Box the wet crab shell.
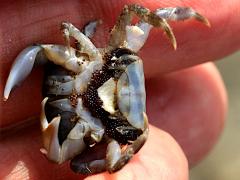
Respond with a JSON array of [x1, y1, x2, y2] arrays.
[[3, 4, 210, 174], [38, 49, 146, 164]]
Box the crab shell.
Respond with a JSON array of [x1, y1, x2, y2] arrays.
[[3, 22, 148, 164], [3, 4, 211, 174], [22, 44, 145, 164]]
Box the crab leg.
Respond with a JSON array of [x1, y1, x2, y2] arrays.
[[108, 128, 149, 173], [61, 22, 102, 61], [71, 113, 149, 174], [71, 158, 106, 175], [109, 4, 176, 49], [106, 113, 149, 173], [41, 45, 90, 73], [45, 78, 74, 95], [70, 126, 149, 174], [41, 97, 97, 164], [82, 20, 102, 39], [75, 20, 101, 57], [155, 7, 210, 26], [126, 7, 210, 52], [48, 99, 75, 112]]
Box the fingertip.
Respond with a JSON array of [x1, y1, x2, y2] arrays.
[[146, 62, 227, 166], [86, 126, 188, 180]]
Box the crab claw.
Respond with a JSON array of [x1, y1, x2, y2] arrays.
[[193, 11, 211, 27], [158, 19, 177, 50], [3, 46, 43, 101], [126, 19, 177, 51]]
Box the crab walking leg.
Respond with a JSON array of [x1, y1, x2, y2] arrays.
[[107, 115, 149, 173], [109, 4, 176, 49], [70, 128, 149, 174], [82, 20, 102, 39], [45, 60, 104, 96], [155, 7, 210, 26], [41, 45, 88, 73], [75, 20, 102, 56], [44, 75, 74, 96], [71, 158, 107, 175], [45, 79, 74, 95], [70, 114, 149, 174], [126, 7, 210, 52], [48, 99, 75, 112], [41, 98, 92, 164], [61, 22, 102, 61], [70, 140, 122, 174]]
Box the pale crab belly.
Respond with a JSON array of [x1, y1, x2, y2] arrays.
[[42, 63, 103, 163], [117, 60, 146, 131]]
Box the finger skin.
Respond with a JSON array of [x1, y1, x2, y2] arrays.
[[146, 63, 227, 166], [0, 62, 227, 173], [0, 0, 237, 127], [0, 0, 239, 75], [141, 0, 240, 76], [0, 0, 236, 126], [0, 125, 188, 180], [0, 0, 229, 168]]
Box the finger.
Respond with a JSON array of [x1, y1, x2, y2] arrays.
[[0, 62, 227, 168], [0, 0, 228, 166], [0, 0, 239, 75], [0, 0, 235, 126], [0, 124, 85, 180], [146, 62, 227, 166], [0, 125, 188, 180], [141, 0, 240, 76]]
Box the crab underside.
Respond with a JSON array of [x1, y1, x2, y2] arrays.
[[4, 4, 209, 174]]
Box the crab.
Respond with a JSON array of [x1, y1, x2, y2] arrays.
[[3, 4, 209, 174]]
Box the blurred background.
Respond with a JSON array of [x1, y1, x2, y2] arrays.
[[190, 51, 240, 180]]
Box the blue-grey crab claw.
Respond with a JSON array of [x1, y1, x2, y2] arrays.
[[3, 46, 43, 101], [4, 44, 85, 100]]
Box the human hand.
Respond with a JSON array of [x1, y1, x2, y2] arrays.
[[0, 0, 239, 179]]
